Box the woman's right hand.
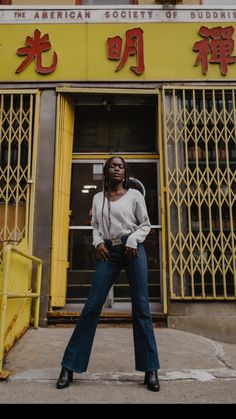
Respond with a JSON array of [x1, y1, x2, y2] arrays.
[[95, 243, 110, 261]]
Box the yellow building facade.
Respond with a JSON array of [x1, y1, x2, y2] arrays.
[[0, 2, 236, 343]]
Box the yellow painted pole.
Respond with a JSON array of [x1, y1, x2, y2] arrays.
[[28, 91, 40, 253], [34, 260, 42, 329], [0, 246, 11, 379], [158, 90, 168, 314]]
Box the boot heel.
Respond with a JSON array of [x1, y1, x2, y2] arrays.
[[56, 367, 73, 389], [69, 371, 73, 382]]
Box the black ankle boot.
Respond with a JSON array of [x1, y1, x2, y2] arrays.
[[56, 367, 73, 389], [144, 370, 160, 392]]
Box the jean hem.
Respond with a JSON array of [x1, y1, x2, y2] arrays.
[[61, 363, 87, 374], [135, 366, 160, 372]]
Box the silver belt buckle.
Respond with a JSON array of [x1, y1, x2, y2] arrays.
[[111, 238, 122, 246]]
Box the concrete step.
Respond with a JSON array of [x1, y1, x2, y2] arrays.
[[47, 310, 167, 326]]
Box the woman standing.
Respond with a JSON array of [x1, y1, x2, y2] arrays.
[[56, 156, 160, 392]]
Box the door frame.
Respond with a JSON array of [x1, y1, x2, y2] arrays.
[[51, 87, 167, 314]]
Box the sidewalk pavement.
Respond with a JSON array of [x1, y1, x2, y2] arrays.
[[0, 325, 236, 404]]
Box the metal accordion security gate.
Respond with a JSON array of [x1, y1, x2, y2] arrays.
[[163, 86, 236, 300], [0, 90, 39, 261]]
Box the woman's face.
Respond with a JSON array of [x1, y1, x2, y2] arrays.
[[108, 158, 125, 183]]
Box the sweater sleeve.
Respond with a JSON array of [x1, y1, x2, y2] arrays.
[[125, 191, 151, 249], [91, 195, 104, 248]]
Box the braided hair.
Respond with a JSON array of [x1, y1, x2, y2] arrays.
[[101, 156, 130, 236]]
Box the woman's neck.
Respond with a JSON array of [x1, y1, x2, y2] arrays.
[[108, 183, 124, 193]]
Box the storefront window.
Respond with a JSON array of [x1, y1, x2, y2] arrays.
[[73, 94, 157, 152]]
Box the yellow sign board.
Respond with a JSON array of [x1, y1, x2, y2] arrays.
[[0, 22, 236, 81]]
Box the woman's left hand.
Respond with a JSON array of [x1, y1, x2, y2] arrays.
[[125, 246, 138, 259]]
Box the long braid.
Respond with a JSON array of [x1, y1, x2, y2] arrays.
[[107, 194, 111, 237], [101, 156, 130, 237]]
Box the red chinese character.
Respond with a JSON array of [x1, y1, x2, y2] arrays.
[[16, 29, 58, 74], [107, 28, 144, 75], [107, 36, 123, 60], [193, 26, 236, 76]]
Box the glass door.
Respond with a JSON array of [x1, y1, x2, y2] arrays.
[[67, 159, 162, 312]]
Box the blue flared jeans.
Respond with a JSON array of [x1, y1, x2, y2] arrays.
[[61, 238, 160, 373]]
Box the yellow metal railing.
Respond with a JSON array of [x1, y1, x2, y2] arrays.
[[163, 86, 236, 300], [0, 244, 42, 379]]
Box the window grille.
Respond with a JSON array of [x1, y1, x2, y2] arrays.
[[163, 87, 236, 300], [0, 93, 37, 262]]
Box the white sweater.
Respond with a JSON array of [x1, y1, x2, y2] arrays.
[[91, 188, 151, 249]]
